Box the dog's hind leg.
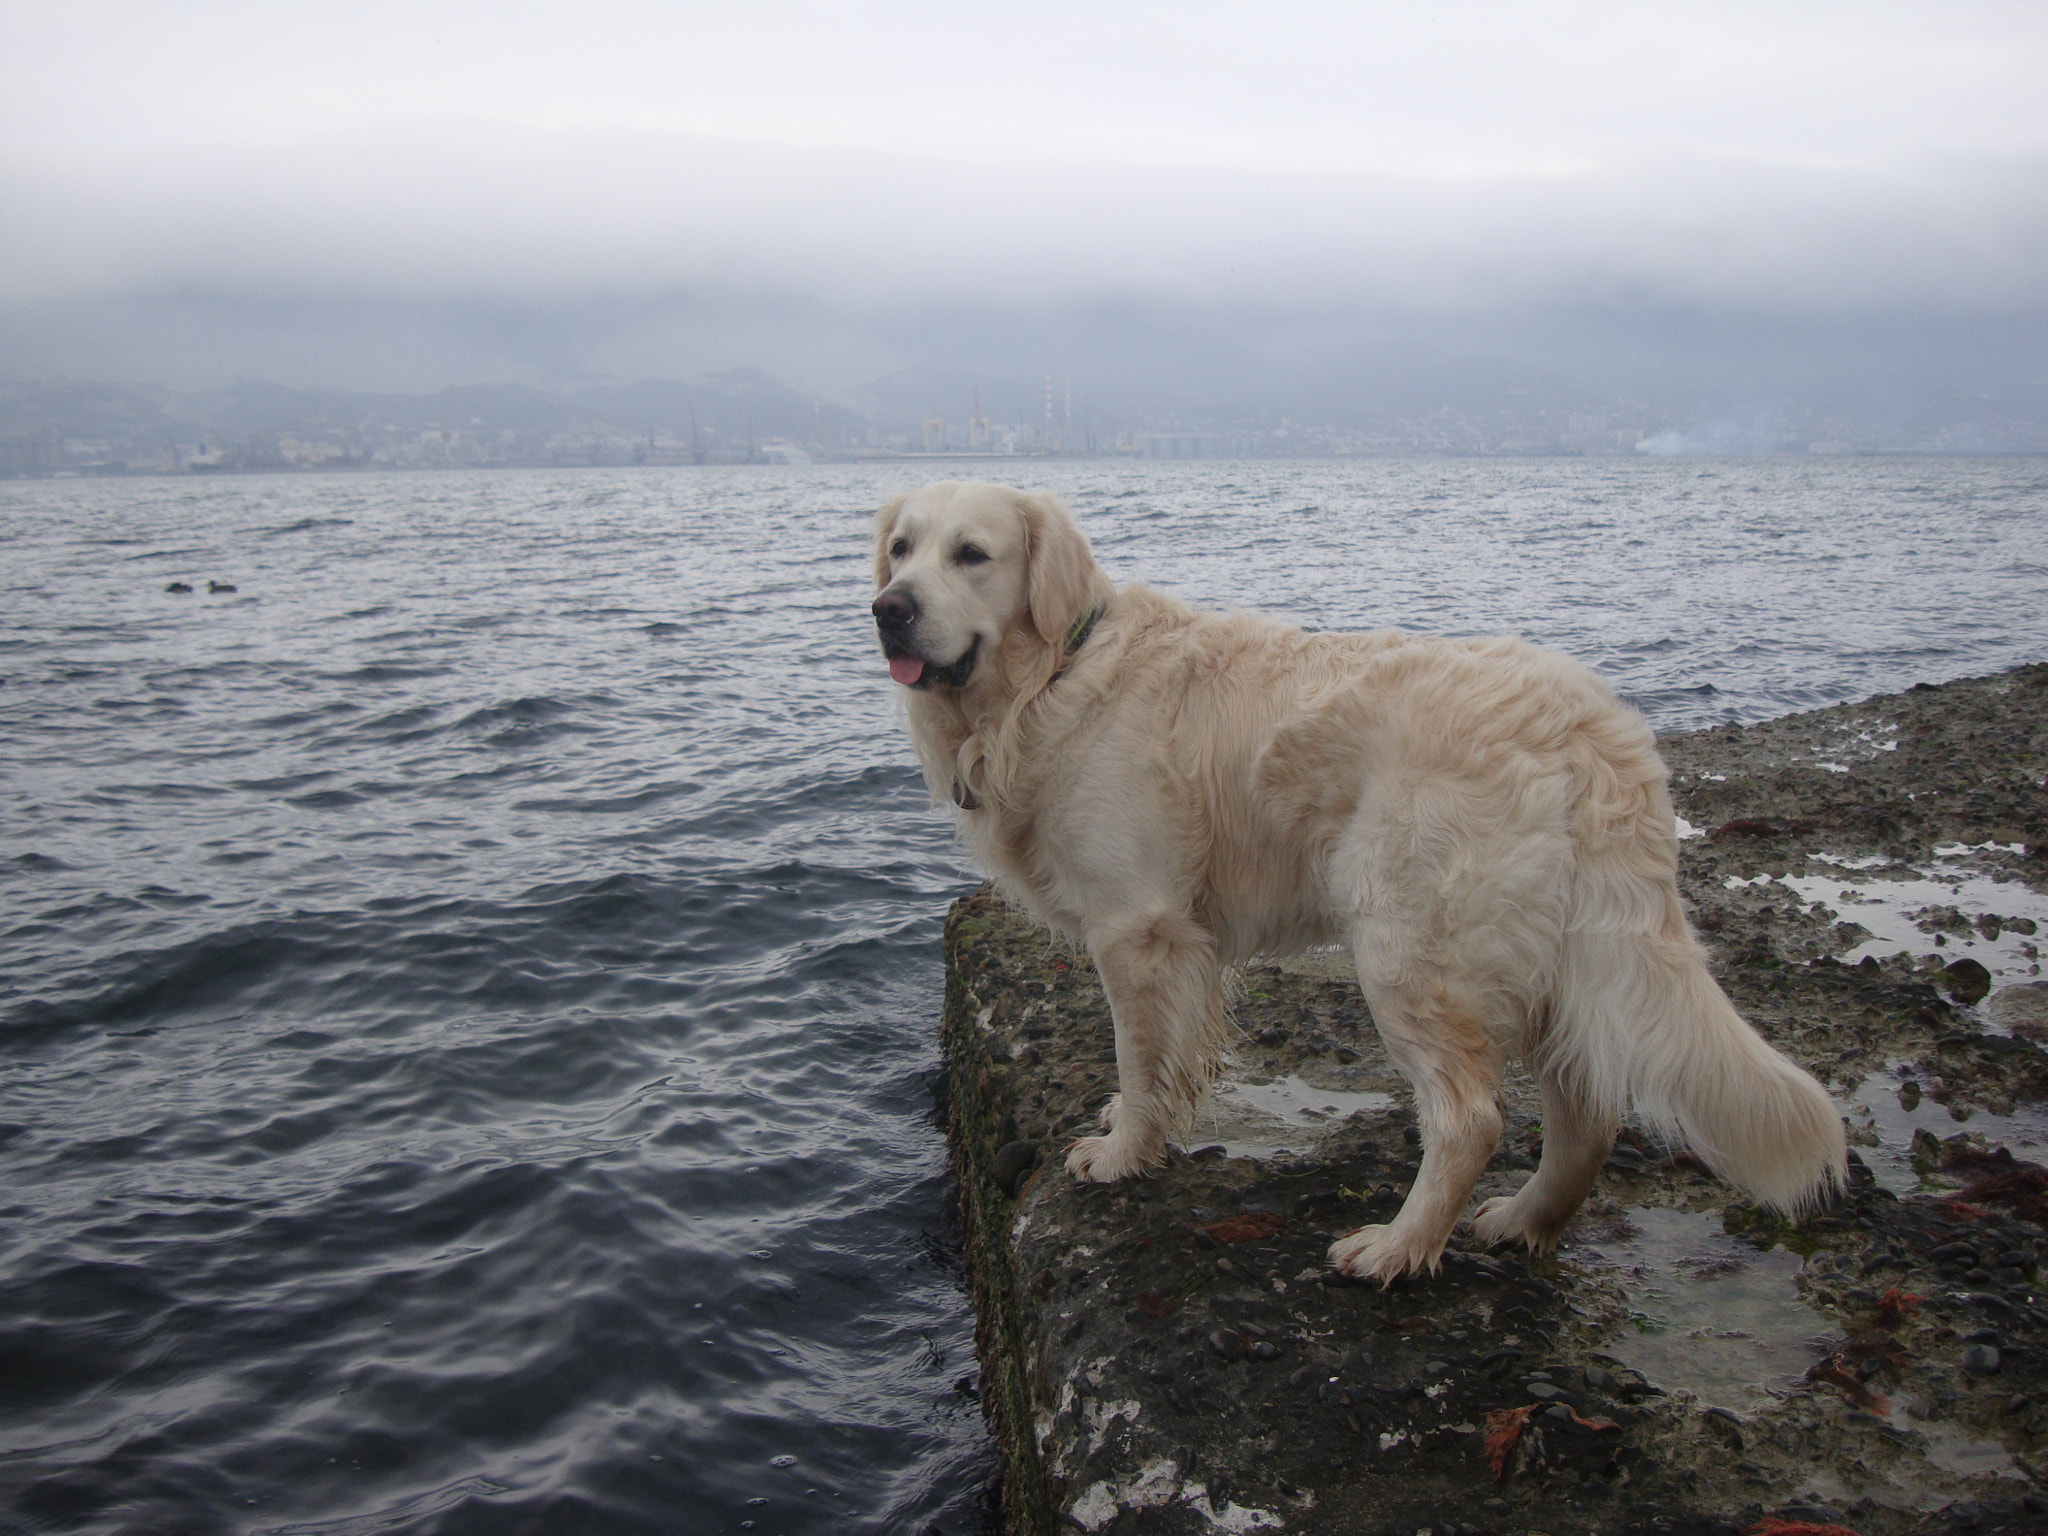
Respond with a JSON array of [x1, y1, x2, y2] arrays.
[[1066, 909, 1226, 1183], [1470, 1059, 1615, 1255], [1328, 974, 1505, 1282]]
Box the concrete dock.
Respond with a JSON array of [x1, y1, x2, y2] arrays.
[[939, 666, 2048, 1535]]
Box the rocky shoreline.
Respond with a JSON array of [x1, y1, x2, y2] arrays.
[[938, 663, 2048, 1536]]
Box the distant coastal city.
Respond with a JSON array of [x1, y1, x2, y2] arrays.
[[3, 358, 2040, 477]]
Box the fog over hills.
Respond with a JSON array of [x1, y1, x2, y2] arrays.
[[8, 299, 2044, 474], [5, 4, 2045, 470]]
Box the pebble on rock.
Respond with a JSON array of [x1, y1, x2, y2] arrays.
[[991, 1139, 1040, 1198], [1963, 1344, 2003, 1375]]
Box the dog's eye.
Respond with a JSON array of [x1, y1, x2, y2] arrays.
[[955, 544, 989, 566], [889, 537, 909, 558]]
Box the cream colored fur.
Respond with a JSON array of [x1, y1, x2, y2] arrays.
[[872, 480, 1846, 1282]]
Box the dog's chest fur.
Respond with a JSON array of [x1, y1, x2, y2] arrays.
[[907, 602, 1349, 960]]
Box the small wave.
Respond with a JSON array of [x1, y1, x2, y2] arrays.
[[1618, 682, 1720, 715], [3, 915, 316, 1034], [328, 664, 453, 682], [89, 782, 232, 804], [260, 516, 357, 536], [253, 701, 362, 730], [346, 704, 444, 743], [638, 764, 924, 843], [286, 788, 369, 809], [449, 694, 617, 743], [511, 781, 695, 815], [233, 771, 339, 793]]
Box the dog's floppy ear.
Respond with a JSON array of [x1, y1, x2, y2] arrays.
[[1019, 491, 1098, 647], [873, 493, 908, 591]]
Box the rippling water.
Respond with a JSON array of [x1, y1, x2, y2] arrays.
[[2, 457, 2044, 1533]]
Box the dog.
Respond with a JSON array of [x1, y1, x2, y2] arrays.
[[871, 480, 1845, 1282]]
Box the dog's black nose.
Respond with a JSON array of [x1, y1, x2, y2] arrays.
[[872, 588, 918, 633]]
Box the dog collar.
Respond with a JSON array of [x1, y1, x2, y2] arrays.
[[1062, 606, 1102, 658], [952, 607, 1104, 813], [1049, 606, 1103, 686]]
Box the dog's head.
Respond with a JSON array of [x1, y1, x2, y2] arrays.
[[871, 481, 1105, 693]]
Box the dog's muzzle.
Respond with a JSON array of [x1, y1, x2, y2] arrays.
[[873, 588, 978, 689]]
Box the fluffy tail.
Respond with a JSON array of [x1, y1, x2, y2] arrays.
[[1556, 925, 1851, 1212], [1549, 707, 1845, 1212], [1555, 925, 1846, 1212]]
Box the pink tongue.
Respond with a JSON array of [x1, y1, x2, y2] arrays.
[[889, 654, 926, 687]]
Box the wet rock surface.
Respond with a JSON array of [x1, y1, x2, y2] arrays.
[[939, 664, 2048, 1535]]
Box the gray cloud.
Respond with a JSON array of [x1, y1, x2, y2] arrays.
[[3, 2, 2044, 443], [8, 125, 2046, 314]]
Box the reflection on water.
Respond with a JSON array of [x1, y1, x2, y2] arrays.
[[1843, 1062, 2048, 1193], [1563, 1206, 1836, 1409], [1735, 847, 2048, 991]]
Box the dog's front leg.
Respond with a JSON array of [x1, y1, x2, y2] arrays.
[[1065, 910, 1225, 1182]]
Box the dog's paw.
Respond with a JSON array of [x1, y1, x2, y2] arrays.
[[1469, 1194, 1565, 1255], [1327, 1223, 1445, 1284], [1064, 1129, 1155, 1182]]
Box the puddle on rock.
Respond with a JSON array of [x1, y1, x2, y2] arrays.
[[1801, 1393, 2032, 1505], [1191, 1074, 1395, 1160], [1798, 1417, 2026, 1514], [1913, 1418, 2030, 1483], [1566, 1204, 2031, 1494], [1568, 1205, 2030, 1495], [1842, 1061, 2048, 1193], [1728, 845, 2048, 1005], [1562, 1207, 1837, 1411]]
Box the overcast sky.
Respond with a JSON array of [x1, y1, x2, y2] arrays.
[[5, 1, 2045, 392]]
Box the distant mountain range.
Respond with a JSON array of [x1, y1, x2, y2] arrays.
[[0, 369, 883, 473], [5, 347, 2045, 476]]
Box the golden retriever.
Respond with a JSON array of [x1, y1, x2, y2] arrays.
[[872, 480, 1845, 1282]]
